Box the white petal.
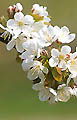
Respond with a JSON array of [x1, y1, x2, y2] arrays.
[[38, 71, 45, 81], [13, 29, 21, 36], [54, 26, 60, 36], [61, 45, 71, 55], [24, 15, 34, 24], [57, 87, 71, 102], [22, 40, 34, 50], [48, 25, 54, 38], [7, 19, 17, 29], [27, 68, 38, 80], [72, 87, 77, 96], [57, 84, 66, 89], [61, 26, 69, 34], [59, 37, 66, 43], [58, 60, 67, 71], [49, 57, 59, 67], [48, 94, 57, 104], [67, 33, 75, 43], [54, 26, 60, 31], [14, 12, 24, 21], [20, 51, 34, 60], [20, 51, 29, 59], [67, 59, 77, 75], [49, 88, 57, 96], [22, 39, 38, 53], [33, 60, 41, 66], [44, 16, 51, 22], [42, 66, 48, 74], [39, 90, 49, 101], [32, 22, 44, 32], [32, 4, 40, 9], [16, 39, 24, 53], [6, 39, 15, 50], [70, 52, 77, 59], [71, 74, 77, 78], [51, 48, 59, 57], [37, 48, 41, 58], [32, 82, 43, 91], [62, 34, 75, 43], [22, 59, 34, 71]]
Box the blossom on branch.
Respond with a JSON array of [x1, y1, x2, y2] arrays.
[[0, 3, 77, 104]]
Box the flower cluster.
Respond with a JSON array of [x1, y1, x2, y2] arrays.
[[0, 3, 77, 104]]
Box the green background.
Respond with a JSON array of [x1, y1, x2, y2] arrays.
[[0, 0, 77, 120]]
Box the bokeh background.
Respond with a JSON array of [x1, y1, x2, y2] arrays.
[[0, 0, 77, 120]]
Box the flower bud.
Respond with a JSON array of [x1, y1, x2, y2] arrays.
[[40, 49, 47, 56], [15, 3, 23, 12], [7, 5, 15, 18]]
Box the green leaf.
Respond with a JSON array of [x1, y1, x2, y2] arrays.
[[52, 67, 62, 82]]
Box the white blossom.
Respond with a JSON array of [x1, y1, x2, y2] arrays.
[[31, 4, 51, 22], [67, 50, 77, 78], [32, 82, 57, 103], [57, 84, 72, 102], [6, 33, 28, 53], [20, 38, 43, 60], [54, 26, 75, 43], [49, 45, 71, 70], [7, 12, 34, 36], [0, 3, 77, 104], [22, 21, 44, 39], [27, 61, 48, 81], [37, 25, 55, 47]]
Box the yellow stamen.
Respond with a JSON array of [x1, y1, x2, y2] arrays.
[[59, 54, 64, 60], [71, 60, 75, 66], [18, 21, 24, 26]]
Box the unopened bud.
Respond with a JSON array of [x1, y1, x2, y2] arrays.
[[15, 3, 23, 12], [41, 49, 47, 56], [7, 5, 15, 18]]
